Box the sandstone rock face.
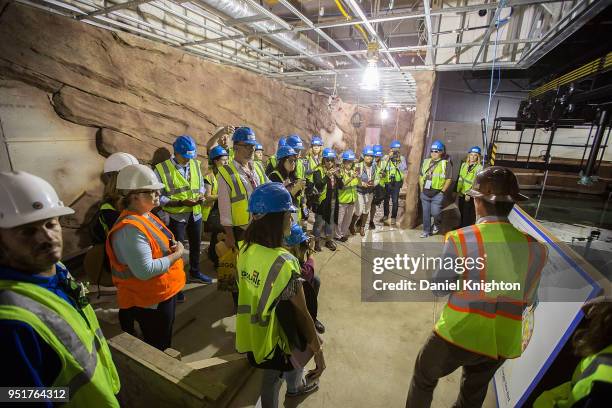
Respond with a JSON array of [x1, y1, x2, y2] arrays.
[[0, 2, 427, 254]]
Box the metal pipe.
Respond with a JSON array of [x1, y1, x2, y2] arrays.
[[423, 0, 435, 66], [535, 155, 552, 219], [582, 110, 609, 180]]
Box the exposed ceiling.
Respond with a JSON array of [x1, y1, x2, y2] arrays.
[[17, 0, 611, 107]]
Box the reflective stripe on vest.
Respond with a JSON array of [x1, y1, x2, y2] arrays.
[[457, 162, 483, 195], [235, 245, 297, 363], [419, 159, 448, 190], [253, 161, 267, 185], [108, 214, 170, 280], [435, 222, 546, 359], [98, 202, 116, 235], [155, 159, 203, 215], [0, 282, 120, 406], [296, 160, 305, 180], [202, 173, 218, 222], [217, 163, 249, 226], [339, 169, 358, 204], [105, 211, 185, 309]]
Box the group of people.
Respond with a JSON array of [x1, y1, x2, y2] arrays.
[[0, 125, 609, 408]]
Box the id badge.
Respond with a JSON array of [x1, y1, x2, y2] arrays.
[[424, 179, 432, 189]]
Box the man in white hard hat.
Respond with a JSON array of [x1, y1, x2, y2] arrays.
[[0, 171, 121, 405]]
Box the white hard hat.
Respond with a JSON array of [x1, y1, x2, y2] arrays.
[[116, 164, 165, 191], [103, 152, 139, 174], [0, 171, 75, 229]]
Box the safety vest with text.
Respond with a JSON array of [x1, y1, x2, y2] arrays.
[[106, 211, 185, 309], [339, 168, 359, 204], [534, 343, 612, 408], [435, 220, 547, 359], [155, 159, 203, 216], [0, 276, 120, 407], [235, 244, 298, 363], [202, 172, 218, 222], [216, 162, 253, 227], [419, 158, 448, 190], [456, 161, 483, 195]]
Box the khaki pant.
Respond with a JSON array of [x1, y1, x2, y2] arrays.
[[335, 203, 354, 238], [406, 332, 505, 408]]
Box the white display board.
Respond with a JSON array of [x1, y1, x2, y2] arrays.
[[494, 206, 603, 407]]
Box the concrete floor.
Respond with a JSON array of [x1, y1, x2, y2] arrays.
[[226, 224, 498, 408]]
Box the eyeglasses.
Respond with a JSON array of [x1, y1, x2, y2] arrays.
[[431, 150, 440, 153], [236, 143, 255, 150]]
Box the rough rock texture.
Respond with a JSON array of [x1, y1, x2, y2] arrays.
[[0, 2, 427, 254]]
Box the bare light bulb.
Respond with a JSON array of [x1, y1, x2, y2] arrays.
[[381, 109, 388, 120], [361, 61, 380, 90]]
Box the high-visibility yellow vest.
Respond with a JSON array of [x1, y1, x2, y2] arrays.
[[98, 202, 116, 236], [296, 159, 305, 180], [0, 277, 120, 407], [253, 160, 266, 185], [235, 244, 298, 363], [228, 146, 235, 161], [202, 172, 218, 222], [419, 158, 448, 190], [435, 221, 547, 359], [456, 161, 483, 195], [306, 154, 321, 182], [155, 159, 203, 216], [267, 156, 277, 172], [339, 168, 358, 204], [534, 343, 612, 408], [381, 157, 404, 183], [217, 162, 251, 227]]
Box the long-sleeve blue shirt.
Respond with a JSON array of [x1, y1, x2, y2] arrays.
[[0, 264, 78, 405]]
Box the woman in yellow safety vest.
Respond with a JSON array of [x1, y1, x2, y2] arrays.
[[534, 298, 612, 408], [268, 146, 306, 224], [236, 182, 325, 407], [203, 145, 228, 268], [312, 148, 343, 252], [455, 146, 483, 227], [106, 164, 186, 351], [336, 150, 359, 241], [418, 140, 452, 238]]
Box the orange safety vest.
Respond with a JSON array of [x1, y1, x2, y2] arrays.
[[435, 219, 547, 359], [105, 210, 185, 309]]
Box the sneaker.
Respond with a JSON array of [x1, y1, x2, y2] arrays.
[[369, 221, 376, 230], [286, 378, 319, 397], [315, 320, 326, 334], [419, 232, 430, 238], [390, 218, 397, 226], [384, 218, 392, 226], [339, 236, 348, 242], [189, 272, 213, 284], [314, 240, 322, 252], [176, 291, 186, 303], [325, 240, 337, 251], [360, 226, 365, 237], [432, 226, 440, 235]]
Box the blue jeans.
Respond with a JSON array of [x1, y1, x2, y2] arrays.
[[420, 191, 444, 233], [384, 180, 403, 218], [169, 214, 202, 275], [261, 367, 303, 407]]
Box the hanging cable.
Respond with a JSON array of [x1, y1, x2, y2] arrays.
[[483, 0, 507, 166], [334, 0, 369, 43]]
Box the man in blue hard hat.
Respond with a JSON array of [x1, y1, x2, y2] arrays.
[[379, 140, 407, 226], [206, 126, 236, 160], [217, 127, 268, 250], [418, 140, 452, 238], [155, 135, 213, 285]]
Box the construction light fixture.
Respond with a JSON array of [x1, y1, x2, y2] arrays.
[[361, 42, 380, 90], [361, 61, 380, 90], [381, 108, 388, 120]]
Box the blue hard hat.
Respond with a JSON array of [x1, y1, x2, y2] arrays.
[[276, 146, 297, 160], [362, 145, 375, 156], [232, 127, 258, 145], [209, 145, 228, 161], [342, 150, 356, 161], [373, 144, 383, 153], [278, 137, 287, 149], [374, 151, 383, 158], [431, 140, 445, 151], [311, 135, 323, 146], [285, 223, 309, 246], [469, 146, 482, 154], [173, 135, 197, 159], [255, 143, 264, 151], [248, 182, 297, 214], [390, 140, 401, 149], [322, 148, 336, 159], [286, 134, 304, 150]]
